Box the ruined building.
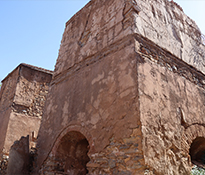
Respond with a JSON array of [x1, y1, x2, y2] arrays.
[[0, 64, 52, 174], [1, 0, 205, 174]]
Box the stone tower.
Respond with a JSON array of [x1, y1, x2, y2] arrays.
[[35, 0, 205, 174], [0, 63, 52, 173]]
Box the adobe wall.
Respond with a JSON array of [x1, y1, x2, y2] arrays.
[[134, 34, 205, 174], [54, 0, 132, 76], [37, 37, 145, 174], [35, 0, 205, 174], [134, 0, 205, 74], [0, 67, 19, 154], [0, 64, 53, 155], [35, 0, 147, 174]]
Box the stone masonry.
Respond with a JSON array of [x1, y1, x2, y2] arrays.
[[0, 63, 52, 174], [1, 0, 205, 174], [32, 0, 205, 174]]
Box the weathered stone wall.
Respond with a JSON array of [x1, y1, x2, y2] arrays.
[[36, 0, 142, 173], [134, 0, 205, 74], [13, 65, 51, 119], [0, 67, 19, 113], [1, 64, 52, 154], [54, 0, 132, 76], [86, 130, 144, 174], [0, 68, 19, 154], [135, 33, 205, 174], [54, 0, 205, 75], [34, 0, 205, 174], [36, 37, 145, 174], [0, 64, 52, 175]]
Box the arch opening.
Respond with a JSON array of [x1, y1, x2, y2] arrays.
[[54, 131, 90, 175], [189, 137, 205, 168]]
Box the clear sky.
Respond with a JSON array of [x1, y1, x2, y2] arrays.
[[0, 0, 205, 82]]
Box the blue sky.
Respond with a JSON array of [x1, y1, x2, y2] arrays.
[[0, 0, 205, 81]]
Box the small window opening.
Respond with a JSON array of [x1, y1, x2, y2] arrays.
[[54, 131, 90, 175]]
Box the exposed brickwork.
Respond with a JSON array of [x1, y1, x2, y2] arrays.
[[0, 67, 19, 112], [38, 127, 144, 175], [11, 76, 49, 119], [87, 128, 144, 174]]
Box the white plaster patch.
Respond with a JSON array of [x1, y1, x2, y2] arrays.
[[93, 98, 100, 109], [119, 61, 129, 71], [62, 101, 69, 126], [119, 69, 134, 90], [102, 75, 114, 84], [77, 112, 86, 121], [91, 72, 105, 85], [99, 108, 109, 120], [90, 113, 100, 126]]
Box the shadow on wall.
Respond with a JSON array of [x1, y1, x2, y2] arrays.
[[190, 137, 205, 169]]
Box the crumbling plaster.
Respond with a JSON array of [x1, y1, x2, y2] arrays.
[[138, 59, 205, 174], [33, 0, 205, 174], [36, 38, 145, 174], [0, 64, 52, 155], [134, 0, 205, 74]]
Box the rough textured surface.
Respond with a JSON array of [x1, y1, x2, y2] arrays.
[[55, 0, 205, 76], [40, 131, 90, 175], [54, 0, 131, 76], [36, 38, 144, 174], [0, 64, 52, 154], [134, 0, 205, 74], [34, 0, 205, 174], [135, 33, 205, 174], [0, 69, 19, 154], [0, 0, 205, 174], [0, 64, 52, 173]]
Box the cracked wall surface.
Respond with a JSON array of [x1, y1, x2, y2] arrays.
[[134, 0, 205, 74], [34, 0, 205, 174], [135, 34, 205, 174], [0, 64, 52, 157], [0, 68, 19, 156], [36, 38, 145, 174], [54, 0, 131, 76]]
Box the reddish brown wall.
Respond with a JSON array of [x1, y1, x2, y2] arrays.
[[0, 68, 19, 153], [36, 37, 145, 174], [54, 0, 132, 76], [135, 34, 205, 174], [34, 0, 205, 174], [36, 1, 144, 173], [0, 64, 52, 155]]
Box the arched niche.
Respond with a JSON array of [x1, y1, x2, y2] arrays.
[[189, 137, 205, 167], [54, 131, 90, 175]]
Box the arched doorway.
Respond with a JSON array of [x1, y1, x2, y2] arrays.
[[189, 137, 205, 168], [54, 131, 90, 175]]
